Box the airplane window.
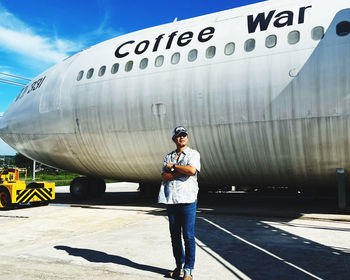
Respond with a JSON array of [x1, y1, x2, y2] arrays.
[[140, 58, 148, 69], [336, 21, 350, 36], [288, 31, 300, 45], [111, 63, 119, 74], [98, 66, 106, 77], [171, 52, 180, 64], [77, 70, 84, 81], [311, 26, 324, 41], [188, 49, 198, 62], [20, 86, 29, 99], [244, 39, 255, 52], [224, 42, 235, 55], [86, 68, 94, 79], [15, 93, 21, 102], [265, 35, 277, 48], [15, 88, 25, 101], [206, 46, 216, 59], [155, 55, 164, 67], [125, 61, 133, 72]]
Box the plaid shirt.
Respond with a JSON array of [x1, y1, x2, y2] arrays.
[[158, 147, 200, 204]]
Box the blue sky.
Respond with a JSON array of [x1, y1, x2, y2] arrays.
[[0, 0, 263, 155]]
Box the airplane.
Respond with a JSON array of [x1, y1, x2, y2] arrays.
[[0, 0, 349, 200]]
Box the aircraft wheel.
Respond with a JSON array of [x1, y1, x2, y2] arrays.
[[70, 177, 89, 200], [139, 183, 160, 198], [0, 188, 12, 209], [89, 178, 106, 198]]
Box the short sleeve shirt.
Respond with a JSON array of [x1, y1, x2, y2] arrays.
[[158, 147, 200, 204]]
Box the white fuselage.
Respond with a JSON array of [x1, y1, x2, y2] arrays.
[[1, 0, 350, 188]]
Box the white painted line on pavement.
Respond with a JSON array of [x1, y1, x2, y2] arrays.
[[199, 217, 323, 280], [196, 238, 251, 280]]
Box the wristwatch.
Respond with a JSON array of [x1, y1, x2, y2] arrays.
[[170, 164, 176, 172]]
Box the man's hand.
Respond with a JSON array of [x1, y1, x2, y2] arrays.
[[165, 162, 174, 172]]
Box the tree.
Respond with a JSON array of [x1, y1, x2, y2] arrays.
[[14, 153, 33, 171]]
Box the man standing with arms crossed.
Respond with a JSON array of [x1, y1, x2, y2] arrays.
[[158, 126, 201, 280]]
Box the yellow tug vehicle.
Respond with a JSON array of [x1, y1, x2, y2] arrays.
[[0, 167, 55, 209]]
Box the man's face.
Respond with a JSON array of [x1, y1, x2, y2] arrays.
[[173, 133, 188, 148]]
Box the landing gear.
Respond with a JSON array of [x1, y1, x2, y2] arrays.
[[70, 177, 106, 200], [139, 183, 160, 198], [337, 169, 349, 209]]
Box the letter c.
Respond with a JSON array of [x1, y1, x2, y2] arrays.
[[115, 40, 135, 58]]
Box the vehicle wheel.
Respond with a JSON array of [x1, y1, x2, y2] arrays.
[[88, 178, 106, 198], [0, 188, 12, 209], [70, 177, 90, 200]]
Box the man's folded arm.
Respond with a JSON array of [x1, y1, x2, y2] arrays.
[[162, 171, 182, 181], [174, 165, 197, 176], [161, 165, 197, 181]]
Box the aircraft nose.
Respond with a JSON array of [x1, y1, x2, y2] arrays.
[[0, 112, 8, 139], [0, 112, 4, 130]]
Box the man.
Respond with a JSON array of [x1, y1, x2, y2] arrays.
[[158, 126, 200, 280]]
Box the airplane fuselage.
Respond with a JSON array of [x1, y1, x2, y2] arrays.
[[1, 0, 350, 189]]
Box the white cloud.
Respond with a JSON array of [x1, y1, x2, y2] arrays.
[[0, 4, 124, 65], [0, 26, 73, 63], [76, 11, 124, 47], [0, 5, 81, 64]]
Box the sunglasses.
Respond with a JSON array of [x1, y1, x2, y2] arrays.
[[175, 133, 188, 138]]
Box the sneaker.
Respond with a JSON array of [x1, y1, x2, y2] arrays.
[[168, 267, 184, 279], [184, 274, 193, 280]]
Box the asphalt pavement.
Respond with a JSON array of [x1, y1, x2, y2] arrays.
[[0, 182, 349, 280]]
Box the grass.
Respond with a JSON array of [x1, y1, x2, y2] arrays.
[[22, 170, 117, 186], [24, 172, 78, 186]]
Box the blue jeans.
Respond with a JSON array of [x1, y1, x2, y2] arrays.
[[166, 201, 197, 272]]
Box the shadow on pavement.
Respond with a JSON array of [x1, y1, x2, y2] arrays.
[[54, 245, 169, 276], [53, 190, 350, 279], [53, 190, 349, 219], [195, 214, 350, 280]]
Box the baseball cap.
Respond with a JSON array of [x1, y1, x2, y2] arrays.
[[172, 126, 188, 138]]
